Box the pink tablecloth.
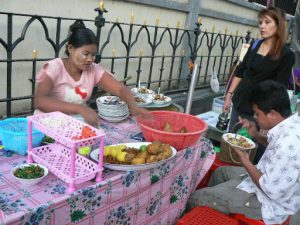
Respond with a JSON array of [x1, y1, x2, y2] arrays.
[[0, 117, 215, 225]]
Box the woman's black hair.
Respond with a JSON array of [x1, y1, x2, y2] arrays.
[[65, 20, 97, 56], [250, 80, 291, 118]]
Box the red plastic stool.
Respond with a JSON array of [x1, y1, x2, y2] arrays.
[[231, 213, 291, 225], [177, 206, 239, 225], [197, 153, 239, 189]]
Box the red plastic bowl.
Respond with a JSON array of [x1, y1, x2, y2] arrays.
[[136, 111, 208, 150]]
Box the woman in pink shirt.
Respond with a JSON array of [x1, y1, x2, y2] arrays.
[[34, 21, 148, 127]]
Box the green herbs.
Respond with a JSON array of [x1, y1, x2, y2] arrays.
[[14, 165, 44, 179]]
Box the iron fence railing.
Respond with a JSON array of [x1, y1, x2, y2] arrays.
[[248, 0, 299, 15], [0, 9, 252, 117]]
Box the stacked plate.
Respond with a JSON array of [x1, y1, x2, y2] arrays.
[[96, 96, 129, 123]]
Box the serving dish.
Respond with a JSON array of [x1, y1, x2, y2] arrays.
[[131, 87, 155, 96], [90, 142, 177, 171], [11, 163, 49, 186], [152, 95, 172, 105], [222, 133, 255, 150]]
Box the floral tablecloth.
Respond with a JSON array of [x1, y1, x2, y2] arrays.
[[0, 117, 215, 225]]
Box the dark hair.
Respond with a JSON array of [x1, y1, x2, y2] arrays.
[[250, 80, 291, 118], [65, 20, 97, 56], [258, 7, 286, 60]]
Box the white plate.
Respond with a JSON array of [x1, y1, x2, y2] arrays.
[[152, 96, 172, 105], [90, 142, 177, 171], [222, 133, 255, 150], [131, 87, 155, 96]]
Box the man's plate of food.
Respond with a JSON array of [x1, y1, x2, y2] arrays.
[[90, 141, 177, 171], [222, 133, 255, 150]]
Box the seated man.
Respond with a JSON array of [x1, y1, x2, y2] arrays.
[[188, 80, 300, 224]]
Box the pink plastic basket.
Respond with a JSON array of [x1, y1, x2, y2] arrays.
[[137, 111, 208, 150], [31, 143, 99, 184], [27, 112, 106, 193]]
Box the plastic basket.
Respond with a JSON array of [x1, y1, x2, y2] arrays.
[[136, 111, 208, 150], [0, 118, 44, 155], [177, 206, 239, 225]]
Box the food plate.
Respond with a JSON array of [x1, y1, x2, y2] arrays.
[[131, 87, 155, 96], [134, 96, 153, 106], [152, 96, 172, 105], [222, 133, 255, 150], [90, 142, 177, 171]]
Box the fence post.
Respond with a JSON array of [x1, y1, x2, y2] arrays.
[[94, 3, 107, 63]]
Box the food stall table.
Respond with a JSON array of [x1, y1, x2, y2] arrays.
[[0, 117, 215, 225]]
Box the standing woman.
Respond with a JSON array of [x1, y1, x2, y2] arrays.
[[34, 21, 149, 127], [223, 7, 295, 129]]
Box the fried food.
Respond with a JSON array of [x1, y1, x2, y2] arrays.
[[103, 141, 173, 165], [179, 126, 188, 133], [135, 151, 149, 159], [162, 122, 174, 132], [160, 144, 173, 158], [131, 157, 146, 164], [147, 140, 162, 155], [146, 155, 158, 163]]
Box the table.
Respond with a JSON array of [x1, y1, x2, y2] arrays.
[[0, 117, 215, 225]]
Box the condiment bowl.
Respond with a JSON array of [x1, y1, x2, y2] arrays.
[[11, 163, 49, 187]]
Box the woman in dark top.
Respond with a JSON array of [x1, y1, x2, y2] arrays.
[[224, 7, 295, 124], [223, 7, 295, 163]]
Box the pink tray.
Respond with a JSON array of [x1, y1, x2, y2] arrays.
[[27, 112, 105, 148], [30, 143, 100, 184]]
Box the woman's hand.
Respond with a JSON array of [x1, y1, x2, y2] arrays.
[[129, 105, 152, 119], [77, 105, 100, 127], [223, 94, 232, 113]]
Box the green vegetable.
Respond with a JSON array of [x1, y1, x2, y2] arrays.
[[42, 136, 55, 144], [139, 145, 147, 152], [14, 165, 44, 179]]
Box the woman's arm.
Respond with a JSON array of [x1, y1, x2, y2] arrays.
[[275, 50, 295, 86], [34, 75, 100, 126], [223, 76, 242, 112]]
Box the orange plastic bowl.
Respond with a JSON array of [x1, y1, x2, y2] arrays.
[[136, 111, 208, 150]]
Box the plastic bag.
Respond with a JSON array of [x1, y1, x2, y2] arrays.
[[210, 66, 219, 93]]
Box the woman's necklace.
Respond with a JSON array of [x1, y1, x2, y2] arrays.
[[257, 42, 271, 56]]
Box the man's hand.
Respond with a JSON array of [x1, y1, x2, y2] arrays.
[[239, 118, 258, 138], [231, 145, 250, 165]]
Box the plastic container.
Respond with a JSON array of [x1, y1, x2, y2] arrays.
[[230, 213, 291, 225], [27, 112, 106, 193], [177, 206, 239, 225], [136, 111, 207, 150], [0, 118, 44, 155], [212, 96, 225, 114]]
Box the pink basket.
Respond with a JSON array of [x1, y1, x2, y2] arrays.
[[30, 144, 99, 184], [137, 111, 208, 150], [27, 112, 106, 193], [27, 112, 105, 148]]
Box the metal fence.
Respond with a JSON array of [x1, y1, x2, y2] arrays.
[[0, 8, 252, 117]]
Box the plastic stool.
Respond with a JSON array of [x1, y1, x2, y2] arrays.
[[177, 206, 239, 225], [231, 213, 291, 225], [197, 153, 239, 189]]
